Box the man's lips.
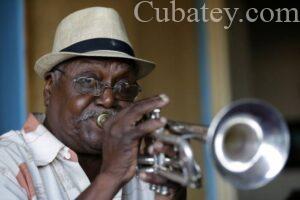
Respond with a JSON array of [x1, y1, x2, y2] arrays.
[[90, 117, 103, 129], [79, 109, 118, 129]]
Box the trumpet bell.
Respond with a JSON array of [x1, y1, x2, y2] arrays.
[[207, 99, 290, 189]]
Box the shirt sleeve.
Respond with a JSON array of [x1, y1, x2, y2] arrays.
[[0, 139, 35, 200], [0, 169, 28, 200]]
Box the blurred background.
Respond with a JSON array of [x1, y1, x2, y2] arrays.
[[0, 0, 299, 199]]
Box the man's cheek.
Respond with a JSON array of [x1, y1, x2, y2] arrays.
[[68, 96, 91, 114]]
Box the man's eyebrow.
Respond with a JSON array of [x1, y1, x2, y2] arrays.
[[114, 71, 131, 79], [114, 64, 137, 77]]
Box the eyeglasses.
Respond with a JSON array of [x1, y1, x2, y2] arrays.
[[54, 68, 141, 101]]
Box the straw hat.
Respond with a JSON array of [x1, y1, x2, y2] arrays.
[[34, 7, 155, 79]]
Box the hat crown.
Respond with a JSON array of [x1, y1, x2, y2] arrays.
[[34, 7, 155, 80], [52, 7, 132, 52]]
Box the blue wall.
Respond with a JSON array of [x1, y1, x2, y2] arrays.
[[196, 0, 217, 199], [0, 0, 26, 133]]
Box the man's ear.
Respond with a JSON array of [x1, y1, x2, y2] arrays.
[[43, 72, 56, 107]]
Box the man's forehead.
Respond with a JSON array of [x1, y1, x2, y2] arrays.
[[60, 57, 137, 74]]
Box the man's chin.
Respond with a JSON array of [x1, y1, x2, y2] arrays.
[[74, 135, 103, 155], [74, 121, 104, 154]]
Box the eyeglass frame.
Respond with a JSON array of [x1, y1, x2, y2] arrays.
[[50, 66, 142, 101]]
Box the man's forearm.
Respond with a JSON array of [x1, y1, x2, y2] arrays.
[[76, 173, 123, 200]]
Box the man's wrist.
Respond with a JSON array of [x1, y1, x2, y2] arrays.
[[95, 172, 124, 192]]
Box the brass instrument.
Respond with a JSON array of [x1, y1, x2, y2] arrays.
[[97, 99, 290, 195]]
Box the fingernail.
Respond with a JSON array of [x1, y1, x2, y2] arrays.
[[148, 145, 154, 154], [139, 172, 147, 180], [159, 94, 169, 103], [160, 117, 167, 124]]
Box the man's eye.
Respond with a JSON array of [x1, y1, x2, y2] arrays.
[[115, 81, 130, 90], [77, 77, 97, 88], [114, 81, 141, 100]]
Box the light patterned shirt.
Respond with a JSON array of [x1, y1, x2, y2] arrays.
[[0, 113, 154, 200]]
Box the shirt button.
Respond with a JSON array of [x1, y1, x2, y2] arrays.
[[63, 147, 71, 159]]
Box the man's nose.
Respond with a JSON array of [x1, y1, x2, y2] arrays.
[[94, 88, 115, 108]]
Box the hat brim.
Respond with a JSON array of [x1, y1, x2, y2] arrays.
[[34, 50, 155, 79]]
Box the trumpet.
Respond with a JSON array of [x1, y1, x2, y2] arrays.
[[97, 99, 290, 195]]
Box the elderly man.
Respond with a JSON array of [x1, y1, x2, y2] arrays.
[[0, 7, 186, 200]]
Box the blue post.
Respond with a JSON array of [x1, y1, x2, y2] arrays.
[[0, 0, 26, 133], [196, 0, 217, 199]]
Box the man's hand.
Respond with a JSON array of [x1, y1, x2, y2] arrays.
[[100, 94, 169, 184], [139, 141, 187, 200], [77, 94, 170, 200]]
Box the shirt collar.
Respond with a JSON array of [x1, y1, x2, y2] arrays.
[[21, 113, 77, 166]]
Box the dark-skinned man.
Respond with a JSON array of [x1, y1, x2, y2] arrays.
[[0, 7, 186, 200]]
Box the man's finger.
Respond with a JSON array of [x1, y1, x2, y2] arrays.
[[122, 94, 169, 123], [139, 172, 168, 185], [130, 118, 167, 139], [148, 141, 178, 158], [137, 117, 167, 132]]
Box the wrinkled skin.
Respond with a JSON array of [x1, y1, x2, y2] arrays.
[[43, 57, 186, 200]]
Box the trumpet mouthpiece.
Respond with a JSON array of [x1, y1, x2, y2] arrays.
[[97, 112, 111, 128]]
